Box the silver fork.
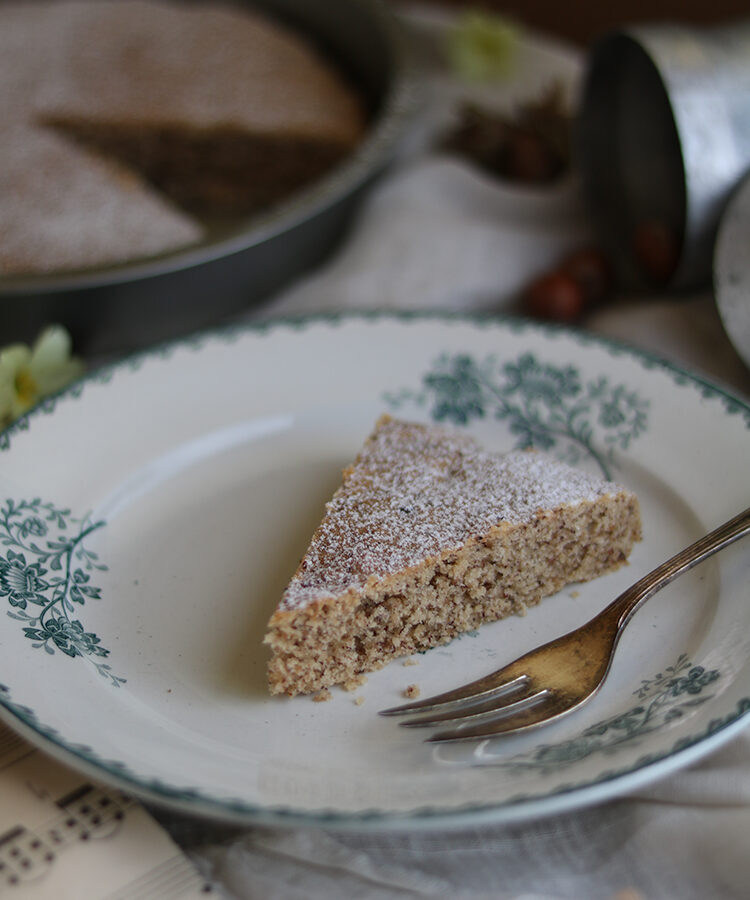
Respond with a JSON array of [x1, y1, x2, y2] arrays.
[[380, 506, 750, 743]]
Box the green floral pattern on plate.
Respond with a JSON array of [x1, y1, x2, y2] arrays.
[[484, 654, 720, 772], [0, 498, 124, 686], [385, 351, 649, 478]]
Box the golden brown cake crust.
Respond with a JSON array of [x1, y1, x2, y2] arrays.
[[265, 417, 642, 696]]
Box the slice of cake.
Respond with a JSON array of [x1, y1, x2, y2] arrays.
[[265, 416, 642, 696]]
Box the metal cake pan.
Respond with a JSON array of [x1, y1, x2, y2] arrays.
[[0, 0, 415, 356]]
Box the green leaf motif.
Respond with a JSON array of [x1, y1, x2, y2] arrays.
[[0, 498, 123, 686], [385, 351, 650, 479]]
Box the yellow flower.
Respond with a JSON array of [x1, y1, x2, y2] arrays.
[[0, 326, 84, 426], [447, 11, 520, 81]]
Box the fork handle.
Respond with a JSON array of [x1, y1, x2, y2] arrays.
[[602, 505, 750, 633]]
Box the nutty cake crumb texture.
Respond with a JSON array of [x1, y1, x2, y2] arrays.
[[404, 684, 421, 700], [265, 416, 642, 697], [341, 674, 368, 692], [312, 689, 332, 703]]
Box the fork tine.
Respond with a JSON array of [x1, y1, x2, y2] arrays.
[[426, 690, 576, 743], [400, 687, 551, 729], [379, 668, 529, 717]]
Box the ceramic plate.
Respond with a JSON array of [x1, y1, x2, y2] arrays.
[[0, 315, 748, 830], [715, 171, 750, 371]]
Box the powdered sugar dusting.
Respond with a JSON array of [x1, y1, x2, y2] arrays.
[[280, 418, 623, 611]]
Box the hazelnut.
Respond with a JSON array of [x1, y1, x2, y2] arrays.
[[504, 130, 561, 184], [522, 271, 585, 322], [560, 247, 614, 306], [632, 220, 680, 285]]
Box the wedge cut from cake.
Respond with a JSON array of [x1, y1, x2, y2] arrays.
[[265, 416, 642, 696]]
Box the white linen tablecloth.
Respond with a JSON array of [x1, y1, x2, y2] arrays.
[[188, 727, 750, 899]]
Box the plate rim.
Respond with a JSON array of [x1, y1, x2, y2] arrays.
[[1, 310, 749, 830], [2, 309, 749, 440], [1, 676, 749, 831], [715, 170, 750, 371]]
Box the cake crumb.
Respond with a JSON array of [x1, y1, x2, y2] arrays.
[[341, 674, 367, 692], [312, 689, 332, 703], [402, 658, 419, 667], [404, 684, 421, 699], [354, 696, 365, 706], [570, 590, 580, 598]]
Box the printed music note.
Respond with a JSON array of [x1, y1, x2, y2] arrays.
[[0, 826, 55, 888], [0, 720, 212, 897], [51, 784, 131, 843]]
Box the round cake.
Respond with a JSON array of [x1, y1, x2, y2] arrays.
[[0, 0, 366, 275]]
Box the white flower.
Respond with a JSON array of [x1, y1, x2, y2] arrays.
[[0, 326, 84, 425]]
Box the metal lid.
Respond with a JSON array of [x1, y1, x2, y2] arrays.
[[577, 22, 750, 291]]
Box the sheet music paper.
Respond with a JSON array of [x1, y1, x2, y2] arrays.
[[0, 721, 213, 898]]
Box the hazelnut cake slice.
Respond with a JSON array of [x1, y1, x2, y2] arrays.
[[265, 416, 642, 696]]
